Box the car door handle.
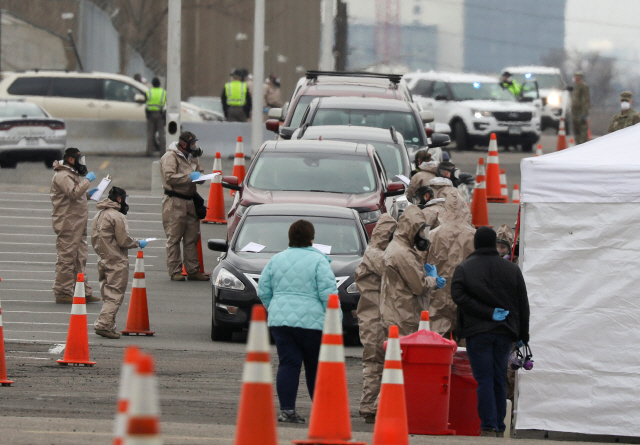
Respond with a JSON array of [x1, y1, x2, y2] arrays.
[[87, 102, 97, 108]]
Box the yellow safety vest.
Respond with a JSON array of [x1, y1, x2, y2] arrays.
[[225, 81, 247, 107], [146, 87, 167, 112]]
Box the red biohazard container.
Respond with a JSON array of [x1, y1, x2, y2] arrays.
[[398, 329, 457, 435], [448, 348, 481, 436]]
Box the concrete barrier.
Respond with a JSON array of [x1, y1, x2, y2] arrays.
[[66, 118, 275, 157]]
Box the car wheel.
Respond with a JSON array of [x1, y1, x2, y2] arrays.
[[453, 121, 468, 151], [211, 315, 233, 342], [0, 160, 17, 169], [521, 143, 534, 153]]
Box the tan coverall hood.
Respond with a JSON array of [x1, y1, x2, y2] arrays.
[[496, 224, 515, 246], [421, 197, 446, 229], [406, 162, 439, 201]]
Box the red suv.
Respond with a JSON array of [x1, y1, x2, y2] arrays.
[[220, 139, 405, 239]]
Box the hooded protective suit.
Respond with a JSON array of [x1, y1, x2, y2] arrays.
[[354, 214, 397, 417], [427, 193, 475, 336], [421, 198, 445, 229], [91, 199, 139, 332], [50, 160, 93, 299], [380, 206, 437, 336], [406, 161, 438, 201], [429, 176, 466, 202], [160, 142, 205, 276]]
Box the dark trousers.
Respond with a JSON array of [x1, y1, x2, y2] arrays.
[[466, 332, 512, 432], [270, 326, 322, 411]]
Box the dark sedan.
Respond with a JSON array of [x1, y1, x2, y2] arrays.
[[207, 203, 369, 342]]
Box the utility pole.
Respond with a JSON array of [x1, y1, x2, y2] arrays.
[[251, 0, 265, 155], [334, 0, 348, 72], [319, 0, 335, 71], [166, 0, 181, 146]]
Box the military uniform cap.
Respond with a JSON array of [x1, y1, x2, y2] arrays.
[[620, 91, 633, 101], [574, 71, 584, 78]]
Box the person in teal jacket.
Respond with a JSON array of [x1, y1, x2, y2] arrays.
[[258, 219, 338, 424]]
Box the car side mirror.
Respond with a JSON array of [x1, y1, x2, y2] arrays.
[[268, 108, 282, 120], [279, 127, 296, 140], [265, 119, 280, 133], [442, 150, 451, 162], [134, 93, 146, 104], [430, 133, 451, 148], [221, 175, 241, 191], [384, 182, 405, 198], [207, 239, 229, 252], [419, 110, 434, 123]]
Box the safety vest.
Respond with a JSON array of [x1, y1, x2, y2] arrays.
[[146, 87, 166, 112], [225, 81, 247, 107]]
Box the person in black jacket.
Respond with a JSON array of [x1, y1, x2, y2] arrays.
[[451, 226, 530, 437]]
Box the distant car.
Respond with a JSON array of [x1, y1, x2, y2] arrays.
[[293, 125, 412, 218], [219, 139, 405, 239], [502, 65, 571, 132], [0, 99, 65, 169], [187, 96, 225, 121], [404, 71, 541, 151], [207, 203, 368, 341]]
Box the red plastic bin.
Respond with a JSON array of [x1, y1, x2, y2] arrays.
[[448, 347, 481, 436]]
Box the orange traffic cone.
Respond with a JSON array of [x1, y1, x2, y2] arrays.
[[125, 353, 161, 445], [0, 279, 15, 386], [181, 233, 208, 276], [57, 273, 96, 366], [556, 118, 567, 151], [486, 134, 506, 203], [113, 346, 141, 445], [372, 325, 408, 445], [512, 184, 521, 204], [234, 305, 278, 445], [471, 158, 490, 228], [535, 144, 543, 156], [500, 168, 509, 203], [230, 136, 246, 197], [201, 152, 227, 224], [418, 311, 430, 331], [121, 251, 154, 336], [293, 294, 366, 445]]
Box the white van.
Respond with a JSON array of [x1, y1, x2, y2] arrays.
[[404, 71, 541, 152]]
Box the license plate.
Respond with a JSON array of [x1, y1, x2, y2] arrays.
[[508, 126, 522, 135], [25, 138, 39, 146]]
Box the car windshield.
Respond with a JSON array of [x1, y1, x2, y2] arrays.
[[289, 95, 319, 127], [450, 82, 515, 101], [0, 102, 47, 118], [248, 152, 377, 194], [512, 73, 564, 90], [235, 215, 363, 255], [188, 97, 223, 114], [324, 138, 409, 179], [311, 109, 423, 146]]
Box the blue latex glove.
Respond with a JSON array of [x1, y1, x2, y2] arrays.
[[88, 188, 98, 196], [516, 340, 524, 348], [190, 171, 201, 181], [86, 172, 96, 182], [138, 239, 148, 249], [424, 263, 437, 277], [493, 308, 509, 321], [436, 276, 446, 289]]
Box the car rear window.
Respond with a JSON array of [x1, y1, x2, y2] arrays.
[[7, 77, 51, 96], [50, 78, 102, 99], [0, 102, 47, 118]]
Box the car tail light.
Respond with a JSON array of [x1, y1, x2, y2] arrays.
[[48, 122, 65, 130]]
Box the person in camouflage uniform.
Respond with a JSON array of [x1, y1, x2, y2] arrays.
[[608, 91, 640, 133], [571, 72, 590, 144]]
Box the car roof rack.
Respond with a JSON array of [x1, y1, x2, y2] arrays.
[[305, 70, 402, 84]]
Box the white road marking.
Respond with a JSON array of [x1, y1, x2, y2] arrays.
[[0, 216, 162, 223], [7, 192, 162, 199], [4, 310, 99, 314], [0, 270, 53, 273], [5, 321, 70, 325], [0, 251, 158, 258], [48, 344, 65, 354], [0, 224, 167, 232], [0, 279, 55, 283], [0, 289, 51, 292], [5, 338, 95, 344], [3, 330, 66, 335], [0, 208, 163, 216], [5, 356, 51, 360]]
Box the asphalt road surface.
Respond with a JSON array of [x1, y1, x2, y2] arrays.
[[2, 134, 625, 444]]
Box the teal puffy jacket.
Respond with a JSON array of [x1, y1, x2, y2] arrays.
[[258, 247, 338, 330]]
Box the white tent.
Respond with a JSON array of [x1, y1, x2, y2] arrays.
[[517, 124, 640, 437]]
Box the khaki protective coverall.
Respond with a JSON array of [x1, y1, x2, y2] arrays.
[[160, 143, 205, 276], [427, 193, 475, 336], [380, 206, 437, 336], [91, 199, 139, 331], [50, 161, 93, 298], [430, 177, 466, 202], [421, 197, 446, 229], [355, 214, 397, 417], [405, 161, 438, 201]]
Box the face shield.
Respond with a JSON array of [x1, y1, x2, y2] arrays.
[[414, 223, 431, 251], [74, 154, 88, 176], [181, 136, 203, 157]]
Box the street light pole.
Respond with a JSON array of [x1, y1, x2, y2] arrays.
[[251, 0, 265, 155], [319, 0, 335, 71], [166, 0, 182, 147]]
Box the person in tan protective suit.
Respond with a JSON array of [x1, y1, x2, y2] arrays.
[[354, 214, 397, 424], [160, 131, 209, 282], [380, 205, 445, 336], [412, 185, 445, 229], [91, 187, 145, 339], [496, 224, 515, 260], [427, 193, 476, 338], [50, 147, 98, 304], [406, 151, 437, 201]]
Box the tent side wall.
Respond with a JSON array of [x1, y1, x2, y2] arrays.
[[517, 201, 640, 436]]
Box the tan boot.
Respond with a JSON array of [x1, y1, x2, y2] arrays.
[[480, 429, 496, 437], [85, 294, 101, 303], [95, 329, 120, 339], [171, 273, 186, 281], [187, 271, 210, 281], [55, 295, 73, 304]]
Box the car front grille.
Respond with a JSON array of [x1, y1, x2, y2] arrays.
[[493, 111, 532, 122]]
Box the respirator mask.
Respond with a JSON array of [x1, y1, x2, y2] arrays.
[[509, 343, 533, 370], [180, 135, 203, 157], [621, 101, 631, 111], [74, 154, 88, 176], [108, 186, 129, 216], [414, 223, 431, 252]]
